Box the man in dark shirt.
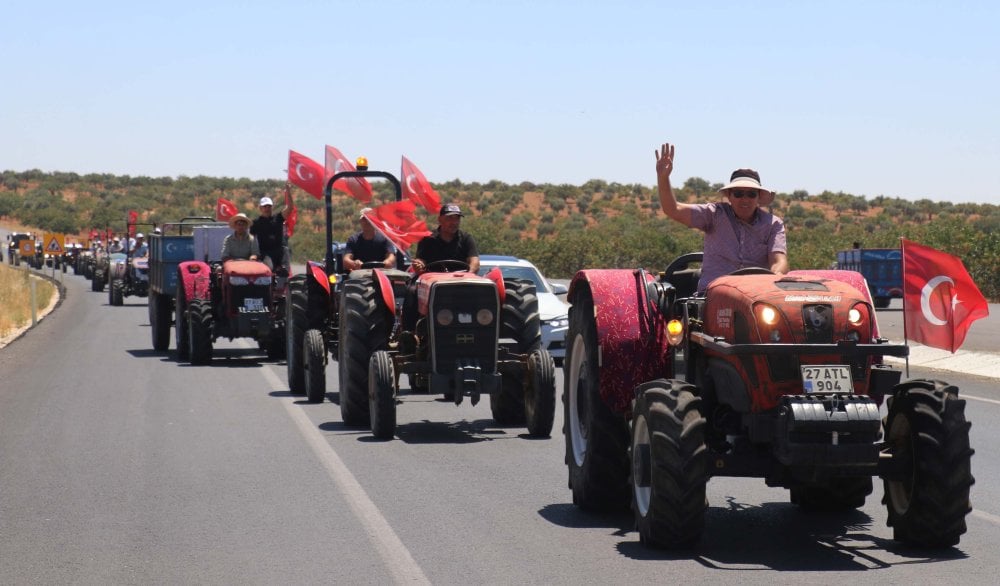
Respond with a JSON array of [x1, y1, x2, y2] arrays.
[[403, 203, 480, 332], [411, 203, 480, 273], [250, 184, 294, 274], [344, 208, 396, 270]]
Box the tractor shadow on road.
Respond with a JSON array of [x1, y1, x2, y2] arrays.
[[604, 498, 968, 570]]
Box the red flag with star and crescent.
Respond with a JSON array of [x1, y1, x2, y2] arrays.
[[216, 198, 238, 222], [288, 150, 325, 199], [401, 156, 441, 214], [902, 238, 989, 353], [362, 200, 431, 252], [285, 204, 298, 238], [325, 145, 373, 203]]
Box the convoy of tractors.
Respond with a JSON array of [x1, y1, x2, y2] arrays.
[[15, 158, 973, 551]]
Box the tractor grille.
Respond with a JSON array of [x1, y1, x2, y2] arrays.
[[802, 304, 834, 343], [228, 284, 272, 316], [428, 282, 499, 374]]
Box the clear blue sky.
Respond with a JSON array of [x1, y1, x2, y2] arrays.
[[2, 0, 997, 204]]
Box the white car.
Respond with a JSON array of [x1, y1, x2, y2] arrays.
[[478, 255, 569, 363]]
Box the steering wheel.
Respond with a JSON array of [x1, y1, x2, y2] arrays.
[[728, 267, 774, 276], [360, 261, 385, 269], [425, 260, 470, 273], [664, 252, 703, 281]]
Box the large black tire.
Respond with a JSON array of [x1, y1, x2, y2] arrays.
[[525, 349, 556, 437], [338, 278, 390, 426], [882, 379, 974, 548], [187, 298, 214, 365], [490, 278, 542, 425], [175, 278, 190, 361], [91, 269, 103, 292], [304, 329, 326, 403], [369, 350, 396, 440], [631, 379, 709, 548], [563, 284, 631, 511], [790, 478, 872, 511], [286, 275, 307, 394], [874, 297, 891, 309], [150, 292, 172, 351], [110, 279, 124, 306]]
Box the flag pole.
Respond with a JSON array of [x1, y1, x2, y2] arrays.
[[900, 237, 910, 378]]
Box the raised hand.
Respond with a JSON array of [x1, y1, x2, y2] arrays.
[[655, 143, 675, 177]]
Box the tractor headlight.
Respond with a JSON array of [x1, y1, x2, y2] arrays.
[[436, 309, 454, 326], [252, 276, 272, 286], [759, 304, 779, 325], [229, 276, 249, 286], [476, 308, 494, 325], [848, 307, 863, 326]]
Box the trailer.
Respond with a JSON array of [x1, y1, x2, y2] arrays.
[[835, 247, 902, 308]]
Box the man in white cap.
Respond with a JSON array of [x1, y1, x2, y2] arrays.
[[251, 183, 294, 272], [655, 142, 788, 292], [343, 208, 396, 271], [133, 233, 148, 258]]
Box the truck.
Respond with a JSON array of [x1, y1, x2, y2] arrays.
[[835, 246, 902, 308]]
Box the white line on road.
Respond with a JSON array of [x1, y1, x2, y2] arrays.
[[963, 394, 1000, 406], [260, 366, 431, 586]]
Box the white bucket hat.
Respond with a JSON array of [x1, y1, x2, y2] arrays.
[[720, 168, 774, 206]]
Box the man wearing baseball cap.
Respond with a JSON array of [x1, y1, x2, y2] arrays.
[[411, 203, 480, 274], [251, 184, 294, 273], [655, 141, 788, 292]]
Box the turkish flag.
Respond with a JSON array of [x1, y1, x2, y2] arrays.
[[362, 204, 431, 252], [89, 229, 99, 241], [216, 198, 238, 222], [128, 210, 138, 236], [325, 145, 373, 203], [286, 204, 298, 237], [288, 150, 325, 199], [902, 238, 989, 353], [401, 156, 441, 214]]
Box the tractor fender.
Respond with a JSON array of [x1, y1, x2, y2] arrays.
[[372, 269, 396, 316], [306, 261, 332, 296], [178, 260, 212, 302], [569, 268, 673, 414], [483, 266, 506, 304]]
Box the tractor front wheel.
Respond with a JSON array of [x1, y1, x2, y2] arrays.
[[304, 329, 326, 403], [524, 349, 556, 437], [882, 379, 974, 547], [369, 350, 396, 440], [187, 298, 214, 365]]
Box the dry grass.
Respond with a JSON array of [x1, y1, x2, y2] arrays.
[[0, 263, 56, 338]]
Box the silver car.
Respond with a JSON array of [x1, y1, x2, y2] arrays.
[[478, 255, 569, 363]]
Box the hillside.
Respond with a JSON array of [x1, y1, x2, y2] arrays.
[[2, 169, 997, 300]]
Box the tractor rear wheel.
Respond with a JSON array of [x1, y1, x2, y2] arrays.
[[631, 379, 709, 548], [882, 379, 973, 547], [524, 349, 556, 437], [286, 275, 307, 394], [564, 284, 630, 511], [369, 350, 396, 440], [150, 292, 172, 351], [304, 329, 326, 403], [490, 278, 541, 425], [338, 279, 389, 426], [188, 298, 214, 365]]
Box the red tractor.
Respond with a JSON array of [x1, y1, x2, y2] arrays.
[[563, 253, 974, 549], [175, 225, 286, 364]]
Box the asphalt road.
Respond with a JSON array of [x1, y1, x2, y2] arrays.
[[2, 266, 999, 584]]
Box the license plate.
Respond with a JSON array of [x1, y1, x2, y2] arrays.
[[800, 365, 852, 394], [243, 298, 265, 312]]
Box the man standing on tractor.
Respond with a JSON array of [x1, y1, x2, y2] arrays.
[[251, 184, 293, 273], [221, 213, 261, 262], [343, 208, 396, 271], [655, 142, 788, 292]]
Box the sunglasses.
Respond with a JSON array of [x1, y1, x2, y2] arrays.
[[729, 189, 759, 199]]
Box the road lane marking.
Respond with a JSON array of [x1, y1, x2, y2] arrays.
[[963, 394, 1000, 406], [259, 366, 430, 586], [972, 509, 1000, 526]]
